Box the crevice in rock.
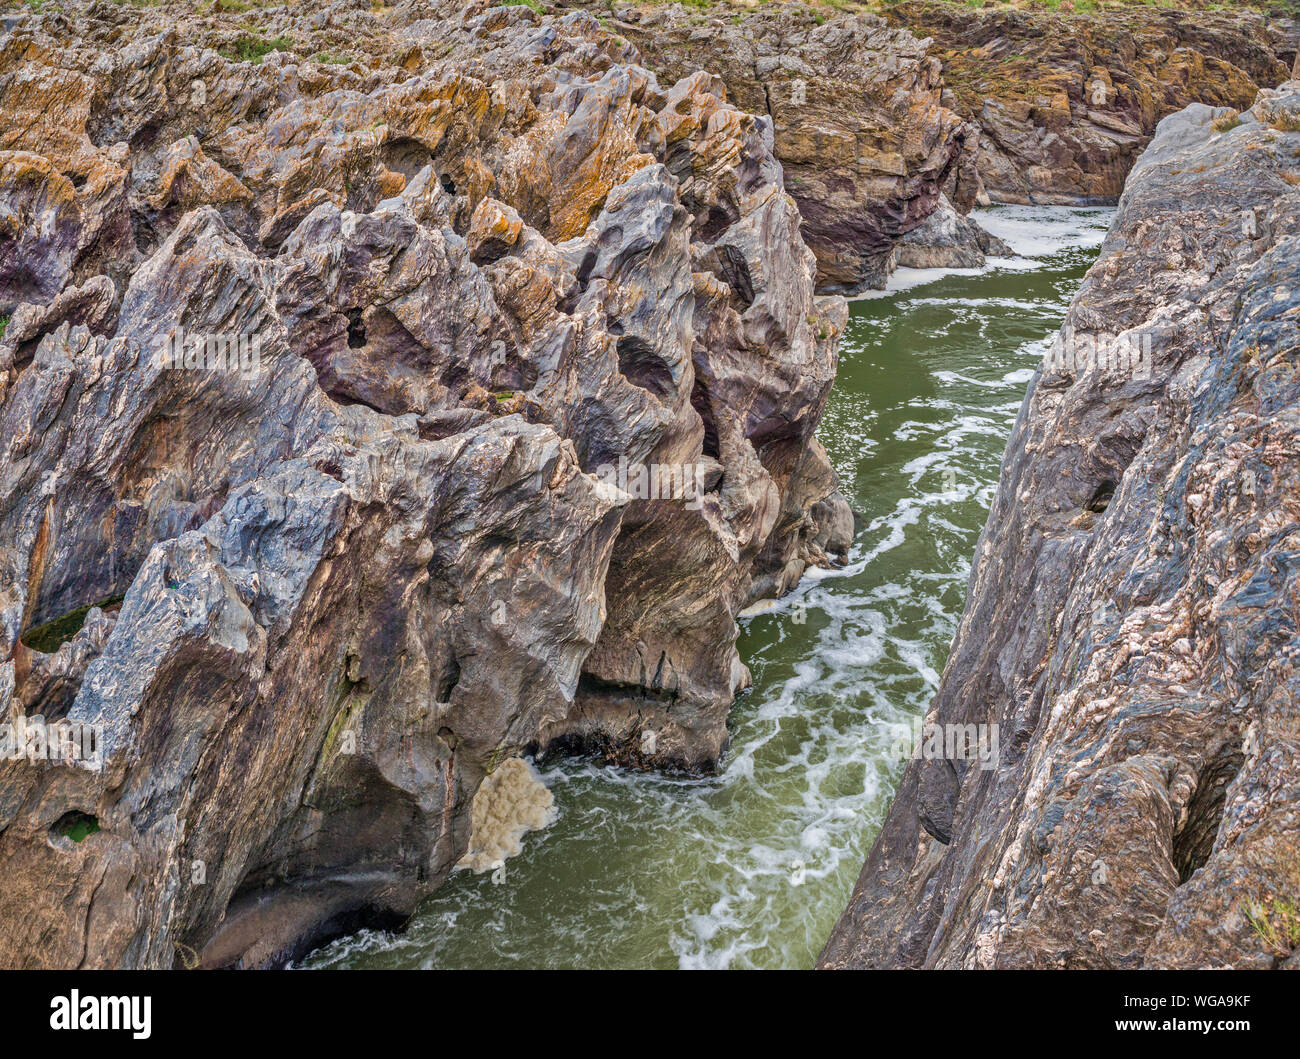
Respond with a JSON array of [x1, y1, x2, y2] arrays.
[[574, 672, 676, 705], [690, 377, 721, 459], [437, 656, 461, 703], [710, 244, 754, 308], [50, 811, 100, 845], [208, 871, 411, 969], [130, 209, 163, 260], [318, 387, 388, 417], [1173, 742, 1245, 884], [573, 248, 599, 293], [382, 137, 435, 184], [696, 203, 738, 244], [1084, 478, 1117, 513], [345, 308, 367, 349], [616, 336, 675, 402], [20, 594, 125, 654]]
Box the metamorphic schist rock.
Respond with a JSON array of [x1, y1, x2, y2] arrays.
[[822, 82, 1300, 970], [0, 0, 851, 967], [893, 192, 1011, 271], [884, 0, 1292, 206], [586, 2, 975, 293]]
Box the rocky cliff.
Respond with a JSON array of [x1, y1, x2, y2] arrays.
[[569, 3, 975, 293], [575, 1, 1296, 284], [0, 0, 852, 967], [886, 0, 1293, 205], [821, 81, 1300, 969]]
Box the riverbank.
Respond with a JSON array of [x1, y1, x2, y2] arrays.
[[821, 82, 1300, 970]]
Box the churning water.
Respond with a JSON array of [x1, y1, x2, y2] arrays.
[[302, 205, 1115, 970]]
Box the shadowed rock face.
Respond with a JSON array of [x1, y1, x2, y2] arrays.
[[821, 84, 1300, 970], [894, 192, 1010, 271], [0, 1, 850, 967], [582, 3, 974, 294], [885, 0, 1292, 206]]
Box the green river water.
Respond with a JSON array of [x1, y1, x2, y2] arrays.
[[302, 204, 1114, 970]]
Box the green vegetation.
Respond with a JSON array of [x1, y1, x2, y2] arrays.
[[1246, 895, 1300, 958], [1212, 111, 1244, 133], [0, 315, 8, 343], [312, 50, 352, 64], [503, 0, 544, 9], [219, 33, 293, 63], [53, 812, 101, 844], [20, 594, 125, 654]]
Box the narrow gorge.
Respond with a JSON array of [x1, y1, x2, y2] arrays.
[[0, 0, 1296, 975]]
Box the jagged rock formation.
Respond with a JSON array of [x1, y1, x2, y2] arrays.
[[885, 0, 1292, 205], [894, 192, 1011, 271], [585, 3, 975, 293], [580, 0, 1295, 283], [821, 83, 1300, 969], [0, 0, 851, 968]]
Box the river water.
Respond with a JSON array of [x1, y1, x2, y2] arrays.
[[302, 204, 1114, 970]]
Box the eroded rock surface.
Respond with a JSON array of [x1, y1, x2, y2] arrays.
[[580, 0, 1294, 283], [886, 0, 1292, 205], [822, 84, 1300, 969], [0, 0, 850, 967], [582, 2, 975, 293], [894, 192, 1011, 271]]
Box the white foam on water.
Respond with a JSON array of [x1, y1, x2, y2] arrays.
[[853, 264, 989, 299], [456, 757, 557, 873], [972, 204, 1114, 259], [849, 204, 1114, 301], [911, 296, 1049, 312]]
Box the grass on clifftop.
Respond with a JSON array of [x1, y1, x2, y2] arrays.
[[7, 0, 1296, 20], [217, 32, 293, 63], [626, 0, 1300, 17]]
